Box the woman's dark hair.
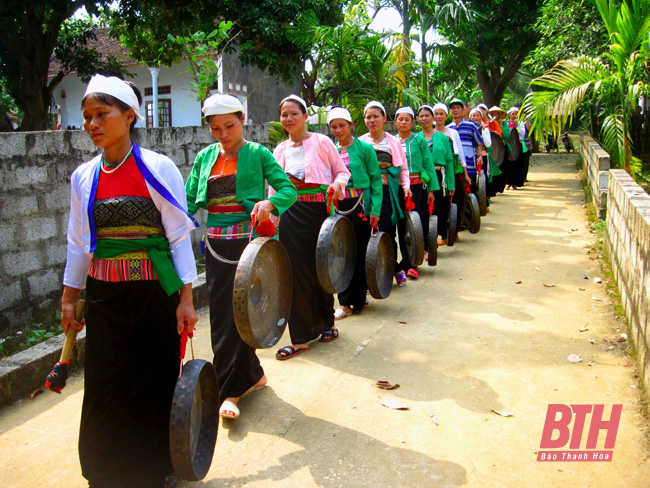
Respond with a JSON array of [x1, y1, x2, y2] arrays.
[[81, 80, 143, 131], [279, 98, 307, 115], [417, 106, 434, 116]]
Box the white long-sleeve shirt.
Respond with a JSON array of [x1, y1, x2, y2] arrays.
[[63, 145, 198, 289]]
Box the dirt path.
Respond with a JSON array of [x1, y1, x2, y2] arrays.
[[0, 153, 648, 487]]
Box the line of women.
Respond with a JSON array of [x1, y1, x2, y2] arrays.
[[62, 73, 517, 486]]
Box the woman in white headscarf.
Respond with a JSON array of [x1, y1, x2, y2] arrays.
[[185, 93, 297, 419], [272, 94, 350, 360], [62, 75, 198, 487]]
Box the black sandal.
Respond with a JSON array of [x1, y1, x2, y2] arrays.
[[320, 328, 339, 342], [275, 345, 307, 360]]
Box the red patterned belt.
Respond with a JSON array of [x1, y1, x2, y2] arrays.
[[296, 193, 326, 203], [409, 175, 423, 185]]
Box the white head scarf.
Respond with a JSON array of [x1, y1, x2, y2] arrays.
[[477, 103, 489, 112], [395, 106, 415, 118], [417, 105, 435, 115], [280, 94, 308, 112], [327, 107, 352, 124], [469, 108, 482, 118], [432, 103, 449, 115], [84, 74, 143, 121], [364, 101, 386, 116], [202, 94, 244, 117], [508, 106, 520, 115]]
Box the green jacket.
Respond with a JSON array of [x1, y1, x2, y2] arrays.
[[341, 138, 383, 218], [402, 133, 440, 191], [185, 141, 297, 227], [429, 131, 455, 192]]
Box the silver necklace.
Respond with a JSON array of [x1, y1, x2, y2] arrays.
[[101, 147, 133, 174]]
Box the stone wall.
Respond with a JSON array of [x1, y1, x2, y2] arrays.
[[0, 125, 272, 333], [580, 135, 611, 220], [606, 169, 650, 396]]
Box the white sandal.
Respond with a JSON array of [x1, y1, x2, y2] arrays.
[[334, 308, 352, 320], [219, 400, 240, 419]]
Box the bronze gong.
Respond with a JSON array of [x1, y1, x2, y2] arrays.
[[464, 193, 481, 234], [233, 237, 292, 349], [508, 128, 522, 161], [366, 229, 394, 299], [489, 133, 505, 166], [447, 203, 458, 247], [170, 359, 219, 481], [404, 210, 425, 266], [427, 215, 438, 266], [316, 214, 356, 294]]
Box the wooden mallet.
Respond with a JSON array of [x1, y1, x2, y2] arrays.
[[45, 300, 85, 393]]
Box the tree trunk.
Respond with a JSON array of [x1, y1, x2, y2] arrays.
[[0, 111, 14, 132]]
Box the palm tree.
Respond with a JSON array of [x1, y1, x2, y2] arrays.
[[523, 0, 650, 174]]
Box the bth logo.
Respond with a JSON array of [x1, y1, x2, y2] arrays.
[[537, 404, 622, 462]]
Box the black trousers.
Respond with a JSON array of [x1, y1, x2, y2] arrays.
[[433, 169, 451, 239], [338, 194, 371, 310], [452, 172, 466, 234], [81, 278, 179, 488], [280, 201, 334, 344], [206, 237, 264, 400]]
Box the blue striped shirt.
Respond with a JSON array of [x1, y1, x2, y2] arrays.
[[447, 120, 483, 174]]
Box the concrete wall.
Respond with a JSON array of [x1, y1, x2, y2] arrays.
[[0, 125, 273, 333], [580, 135, 611, 220], [606, 169, 650, 396]]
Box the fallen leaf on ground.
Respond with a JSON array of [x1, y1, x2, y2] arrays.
[[543, 283, 555, 288], [588, 361, 596, 367], [567, 354, 583, 363], [492, 409, 514, 417], [584, 275, 589, 280], [605, 345, 615, 351], [579, 324, 589, 332], [30, 388, 44, 400], [579, 287, 586, 291], [571, 228, 578, 231], [515, 280, 522, 284], [374, 380, 400, 390], [588, 339, 596, 344], [397, 319, 407, 324], [379, 397, 409, 410], [534, 266, 541, 271], [593, 277, 602, 284], [592, 296, 602, 301], [430, 413, 439, 425], [618, 334, 628, 343]]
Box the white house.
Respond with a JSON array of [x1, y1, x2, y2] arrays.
[[48, 28, 299, 130]]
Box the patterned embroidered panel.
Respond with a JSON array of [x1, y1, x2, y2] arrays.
[[375, 150, 393, 168], [206, 222, 252, 240], [89, 195, 163, 283], [94, 196, 163, 229], [206, 174, 245, 214]]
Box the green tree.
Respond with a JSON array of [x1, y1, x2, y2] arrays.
[[0, 1, 128, 131], [524, 0, 607, 77], [112, 0, 343, 83], [523, 0, 650, 174], [441, 0, 544, 106]]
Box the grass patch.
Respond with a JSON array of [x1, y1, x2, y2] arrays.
[[0, 310, 64, 359]]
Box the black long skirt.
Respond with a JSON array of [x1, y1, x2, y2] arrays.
[[80, 277, 180, 488], [433, 169, 451, 240], [378, 185, 403, 274], [337, 195, 371, 310], [206, 237, 264, 400], [398, 182, 429, 271], [279, 201, 334, 344]]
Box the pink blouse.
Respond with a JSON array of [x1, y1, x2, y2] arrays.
[[358, 132, 410, 189]]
